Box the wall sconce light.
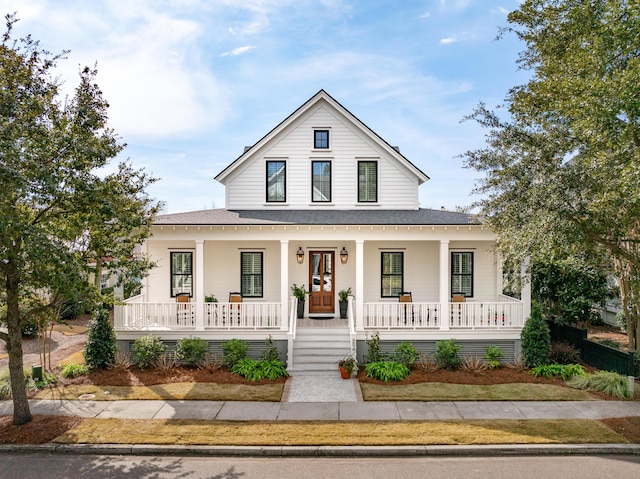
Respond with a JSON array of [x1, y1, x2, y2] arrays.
[[340, 247, 348, 264], [296, 247, 305, 264]]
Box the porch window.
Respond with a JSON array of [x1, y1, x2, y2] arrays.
[[170, 252, 193, 297], [266, 160, 286, 202], [312, 161, 331, 202], [451, 252, 473, 297], [241, 252, 263, 297], [358, 161, 377, 202], [381, 252, 403, 297]]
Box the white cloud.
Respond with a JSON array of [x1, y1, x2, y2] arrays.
[[220, 45, 256, 57], [439, 32, 473, 44], [420, 11, 431, 18], [440, 37, 458, 44]]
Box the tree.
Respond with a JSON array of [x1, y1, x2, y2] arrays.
[[0, 14, 160, 425], [463, 0, 640, 349]]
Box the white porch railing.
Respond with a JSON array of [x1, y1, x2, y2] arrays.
[[116, 301, 281, 331], [449, 302, 524, 329], [204, 302, 281, 329], [363, 303, 441, 330]]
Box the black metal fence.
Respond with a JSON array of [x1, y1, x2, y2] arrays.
[[549, 323, 636, 376]]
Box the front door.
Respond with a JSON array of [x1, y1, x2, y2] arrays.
[[309, 251, 335, 314]]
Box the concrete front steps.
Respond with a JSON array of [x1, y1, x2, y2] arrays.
[[288, 327, 351, 376]]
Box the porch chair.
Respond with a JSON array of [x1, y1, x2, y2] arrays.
[[228, 292, 242, 324], [398, 291, 414, 324], [175, 293, 192, 326], [451, 293, 465, 327]]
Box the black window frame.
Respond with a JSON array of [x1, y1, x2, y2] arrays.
[[266, 160, 286, 203], [311, 160, 332, 203], [451, 252, 474, 297], [241, 252, 263, 298], [170, 251, 193, 297], [358, 160, 378, 203], [314, 129, 329, 149], [381, 252, 404, 298]]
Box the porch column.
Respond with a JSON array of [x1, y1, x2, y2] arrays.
[[195, 240, 205, 330], [439, 240, 450, 330], [521, 256, 532, 321], [496, 250, 503, 298], [355, 239, 364, 331], [280, 240, 289, 331]]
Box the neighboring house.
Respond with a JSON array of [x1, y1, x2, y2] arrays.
[[114, 90, 531, 372]]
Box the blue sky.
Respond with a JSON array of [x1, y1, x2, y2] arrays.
[[3, 0, 529, 213]]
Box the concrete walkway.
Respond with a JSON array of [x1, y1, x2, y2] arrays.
[[2, 398, 640, 421]]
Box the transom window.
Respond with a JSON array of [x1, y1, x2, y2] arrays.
[[266, 160, 286, 202], [241, 252, 263, 297], [314, 129, 329, 149], [312, 161, 332, 202], [451, 252, 473, 297], [170, 252, 193, 297], [381, 252, 403, 298], [358, 161, 378, 202]]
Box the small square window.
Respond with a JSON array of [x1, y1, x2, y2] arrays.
[[314, 130, 329, 149]]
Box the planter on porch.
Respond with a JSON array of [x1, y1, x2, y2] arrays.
[[338, 287, 351, 320], [291, 283, 309, 319], [297, 300, 305, 319]]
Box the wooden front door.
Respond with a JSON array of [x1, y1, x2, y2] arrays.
[[309, 251, 335, 314]]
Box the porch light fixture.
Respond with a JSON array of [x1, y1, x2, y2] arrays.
[[296, 247, 305, 264], [340, 247, 348, 264]]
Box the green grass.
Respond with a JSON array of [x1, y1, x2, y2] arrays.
[[360, 382, 598, 401]]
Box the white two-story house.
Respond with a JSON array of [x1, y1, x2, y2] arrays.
[[115, 90, 531, 372]]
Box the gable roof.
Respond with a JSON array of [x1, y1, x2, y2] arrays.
[[154, 208, 478, 226], [215, 89, 430, 184]]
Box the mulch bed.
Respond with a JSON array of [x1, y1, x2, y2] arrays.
[[0, 415, 84, 444]]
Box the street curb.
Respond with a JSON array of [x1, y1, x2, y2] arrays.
[[2, 443, 640, 457]]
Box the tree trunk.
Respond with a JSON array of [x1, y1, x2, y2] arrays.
[[5, 260, 31, 425]]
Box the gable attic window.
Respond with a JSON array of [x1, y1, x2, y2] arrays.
[[358, 161, 377, 202], [266, 160, 286, 202], [170, 252, 193, 297], [312, 160, 332, 202], [314, 129, 329, 149]]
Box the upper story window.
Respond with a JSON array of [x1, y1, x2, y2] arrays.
[[312, 161, 332, 202], [358, 161, 378, 202], [381, 252, 403, 298], [451, 252, 474, 297], [241, 252, 263, 297], [266, 160, 286, 202], [314, 129, 329, 149], [170, 252, 193, 297]]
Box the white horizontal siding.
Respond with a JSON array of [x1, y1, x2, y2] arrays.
[[225, 103, 420, 209]]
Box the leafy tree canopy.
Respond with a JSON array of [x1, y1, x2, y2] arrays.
[[0, 14, 160, 425], [463, 0, 640, 349]]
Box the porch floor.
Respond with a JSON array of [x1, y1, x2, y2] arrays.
[[297, 317, 348, 329]]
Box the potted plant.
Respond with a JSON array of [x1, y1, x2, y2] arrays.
[[291, 283, 308, 319], [338, 287, 352, 319], [338, 354, 357, 379], [204, 294, 218, 303]]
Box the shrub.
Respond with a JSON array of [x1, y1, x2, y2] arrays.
[[530, 363, 586, 381], [393, 342, 418, 368], [364, 332, 383, 363], [61, 363, 89, 379], [364, 361, 410, 382], [568, 371, 636, 399], [461, 355, 487, 374], [176, 337, 209, 366], [415, 352, 438, 372], [221, 339, 249, 369], [521, 302, 551, 367], [84, 308, 117, 369], [483, 345, 504, 369], [0, 368, 11, 400], [112, 350, 132, 369], [199, 352, 224, 372], [155, 351, 178, 371], [435, 339, 462, 370], [261, 335, 280, 362], [506, 355, 528, 372], [616, 310, 628, 333], [549, 341, 581, 364], [231, 358, 288, 381], [131, 334, 166, 369]]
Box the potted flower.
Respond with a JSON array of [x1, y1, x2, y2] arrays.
[[204, 294, 218, 303], [338, 354, 357, 379], [338, 287, 352, 319], [291, 283, 308, 319]]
